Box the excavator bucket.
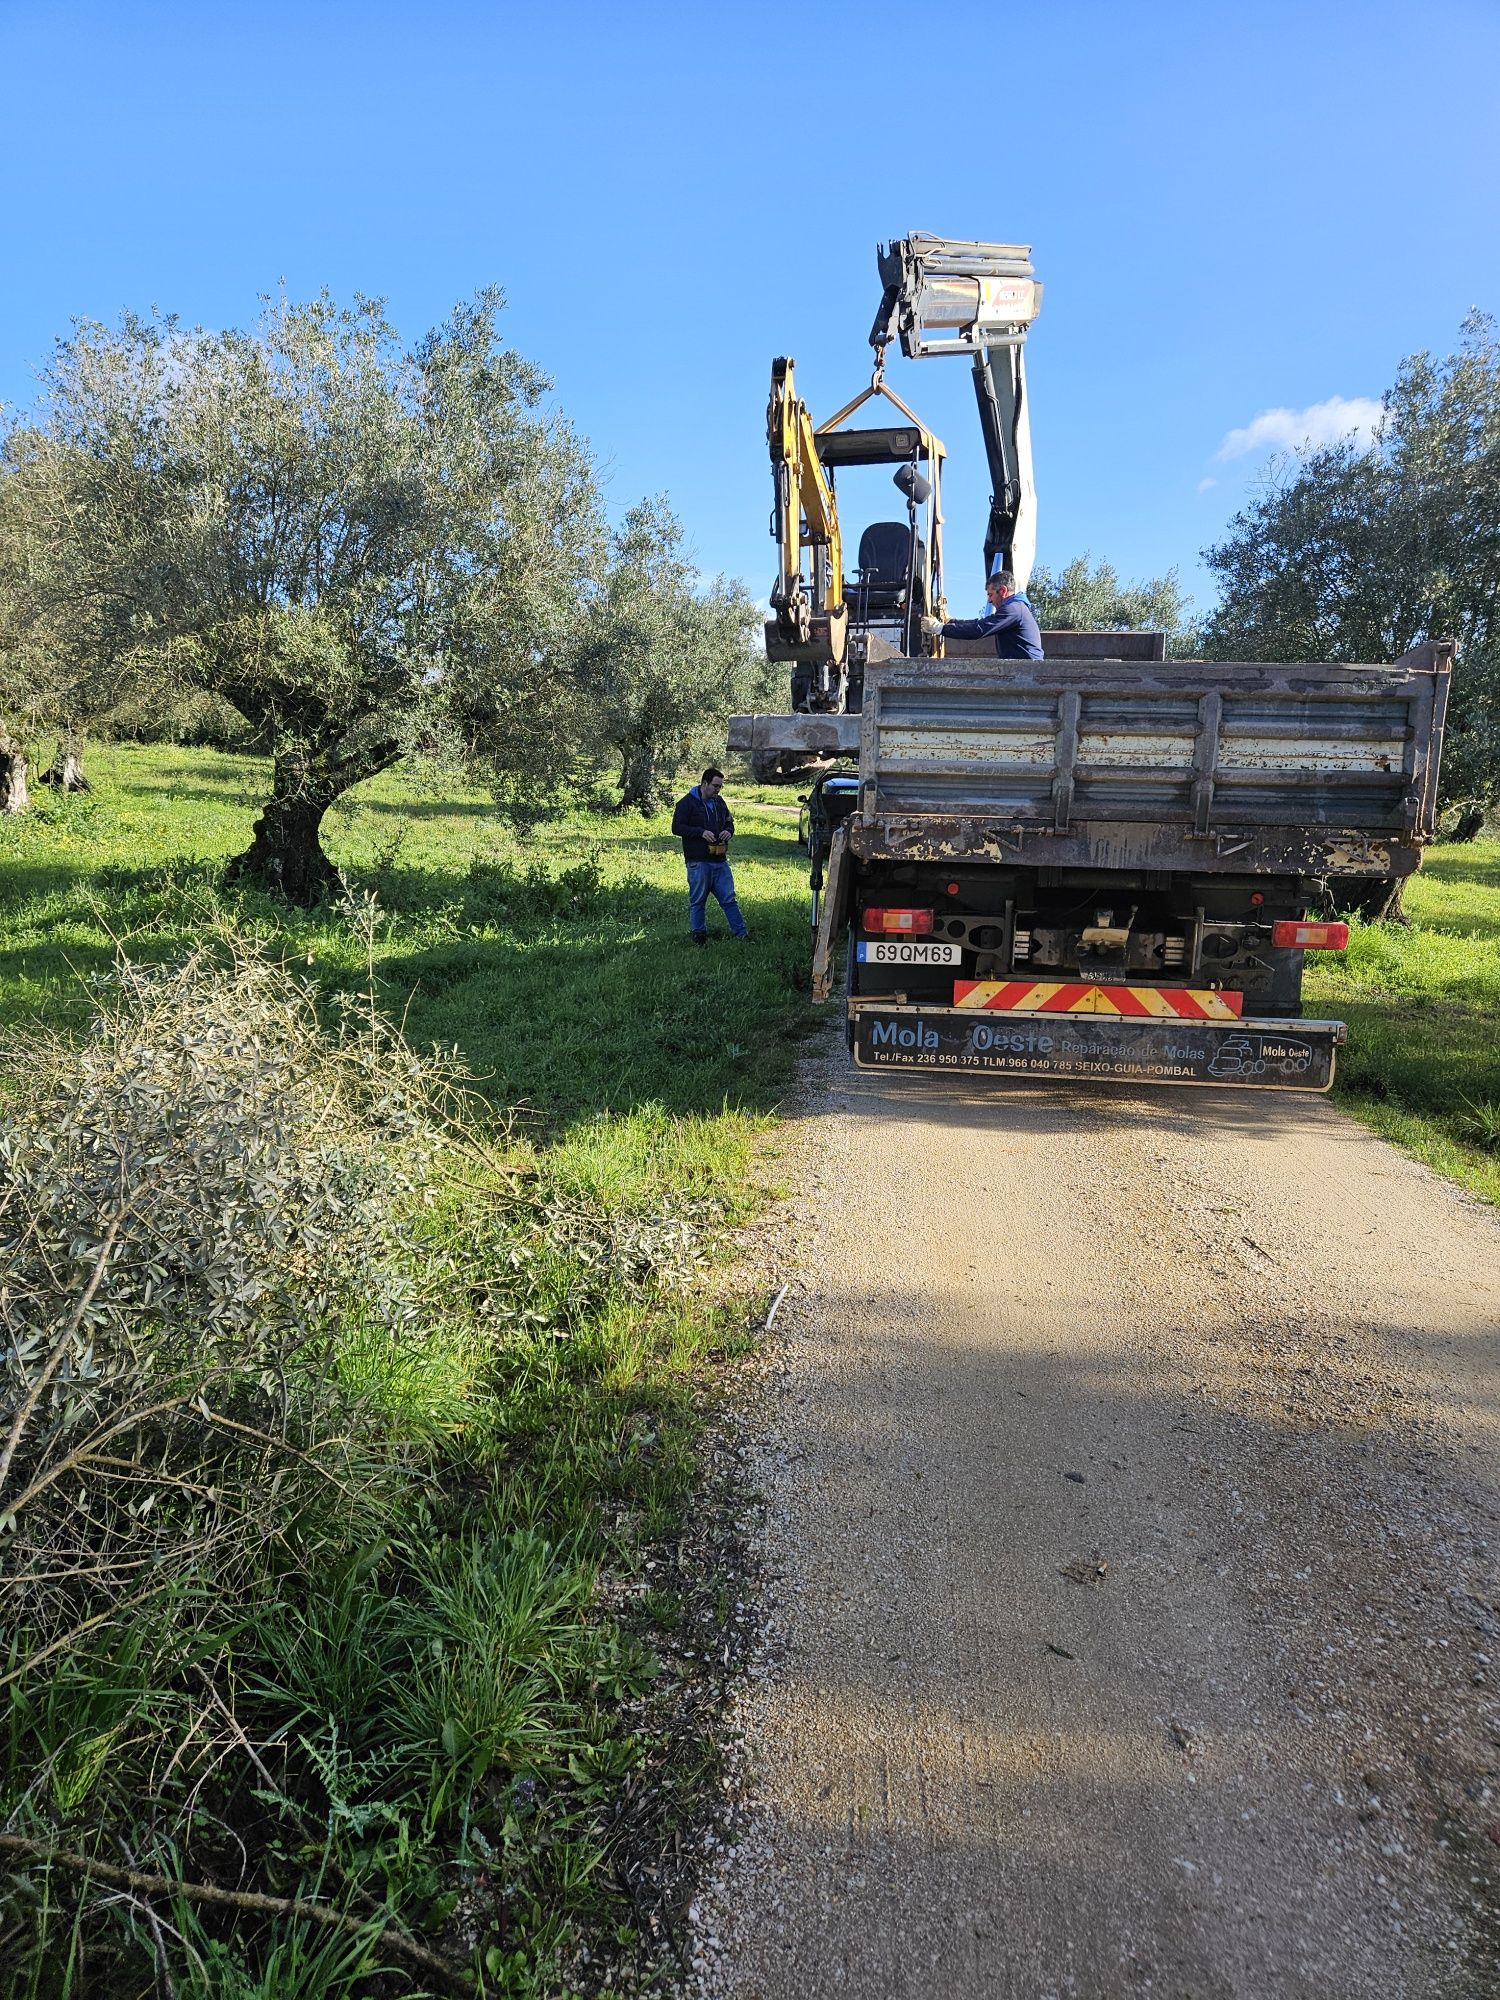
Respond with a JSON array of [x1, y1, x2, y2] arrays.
[[870, 234, 1042, 360]]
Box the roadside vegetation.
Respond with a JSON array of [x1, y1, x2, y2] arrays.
[[1308, 834, 1500, 1203], [0, 747, 812, 1998], [3, 741, 1495, 1994], [1205, 311, 1500, 828]]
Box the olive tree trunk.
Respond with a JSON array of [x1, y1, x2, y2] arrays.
[[616, 747, 663, 815], [40, 726, 91, 794], [224, 738, 401, 905], [1448, 802, 1488, 843], [0, 720, 30, 815], [224, 750, 343, 905]]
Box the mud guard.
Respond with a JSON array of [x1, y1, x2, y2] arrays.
[[811, 825, 850, 1002], [849, 1004, 1344, 1091]]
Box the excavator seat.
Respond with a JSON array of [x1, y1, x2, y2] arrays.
[[852, 521, 925, 615]]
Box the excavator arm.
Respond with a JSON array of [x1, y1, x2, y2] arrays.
[[766, 357, 848, 670], [870, 233, 1042, 589]]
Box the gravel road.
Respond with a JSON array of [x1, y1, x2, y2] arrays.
[[688, 1038, 1500, 1999]]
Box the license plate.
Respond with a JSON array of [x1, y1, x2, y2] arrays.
[[857, 940, 962, 966], [851, 1007, 1341, 1090]]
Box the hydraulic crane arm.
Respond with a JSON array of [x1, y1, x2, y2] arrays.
[[766, 356, 847, 667], [870, 233, 1042, 589], [972, 340, 1036, 588]]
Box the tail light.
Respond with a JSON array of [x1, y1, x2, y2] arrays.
[[1272, 920, 1349, 950], [862, 907, 934, 935]]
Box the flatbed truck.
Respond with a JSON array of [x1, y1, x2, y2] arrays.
[[730, 633, 1451, 1092]]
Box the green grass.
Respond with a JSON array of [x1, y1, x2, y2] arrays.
[[1305, 838, 1500, 1202], [0, 744, 819, 1120], [0, 745, 815, 1998]]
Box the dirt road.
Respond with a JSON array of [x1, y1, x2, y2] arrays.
[[688, 1042, 1500, 1999]]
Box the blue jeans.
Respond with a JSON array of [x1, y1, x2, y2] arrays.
[[686, 858, 747, 937]]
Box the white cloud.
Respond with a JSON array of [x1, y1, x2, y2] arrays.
[[1196, 476, 1217, 494], [1216, 394, 1384, 462]]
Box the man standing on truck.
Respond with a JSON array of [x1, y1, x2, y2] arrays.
[[671, 767, 750, 946], [926, 569, 1044, 660]]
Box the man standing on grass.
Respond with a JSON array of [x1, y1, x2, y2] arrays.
[[671, 766, 749, 946]]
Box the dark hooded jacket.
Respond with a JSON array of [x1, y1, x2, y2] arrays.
[[671, 786, 736, 862], [942, 593, 1044, 660]]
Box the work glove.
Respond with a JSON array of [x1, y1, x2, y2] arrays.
[[920, 615, 943, 642]]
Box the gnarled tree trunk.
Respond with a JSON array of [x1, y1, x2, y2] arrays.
[[40, 726, 91, 794], [224, 735, 402, 905], [0, 719, 30, 815], [224, 749, 342, 905], [616, 747, 662, 815], [1448, 802, 1488, 843]]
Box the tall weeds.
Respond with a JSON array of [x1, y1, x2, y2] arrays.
[[0, 936, 735, 1997]]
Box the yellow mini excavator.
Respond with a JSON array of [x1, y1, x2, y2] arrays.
[[763, 233, 1043, 724]]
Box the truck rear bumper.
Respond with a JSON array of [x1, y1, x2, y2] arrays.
[[849, 1004, 1345, 1090]]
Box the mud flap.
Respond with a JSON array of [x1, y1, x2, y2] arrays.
[[850, 1006, 1344, 1090], [811, 824, 850, 1002]]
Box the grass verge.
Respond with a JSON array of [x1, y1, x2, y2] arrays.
[[1306, 838, 1500, 1202], [4, 749, 1493, 1994]]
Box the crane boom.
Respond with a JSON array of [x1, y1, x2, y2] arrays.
[[870, 233, 1042, 588]]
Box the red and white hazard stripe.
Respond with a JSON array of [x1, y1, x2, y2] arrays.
[[952, 981, 1244, 1021]]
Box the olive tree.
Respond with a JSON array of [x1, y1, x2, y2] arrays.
[[0, 466, 137, 796], [1204, 312, 1500, 822], [573, 499, 766, 812], [0, 291, 604, 898], [1028, 555, 1201, 655]]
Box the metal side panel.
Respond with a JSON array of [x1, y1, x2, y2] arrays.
[[870, 682, 1059, 819], [726, 713, 860, 757], [860, 656, 1449, 838], [810, 825, 850, 1002]]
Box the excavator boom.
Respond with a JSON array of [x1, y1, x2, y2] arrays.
[[766, 357, 848, 670]]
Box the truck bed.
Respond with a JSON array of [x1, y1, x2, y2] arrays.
[[857, 644, 1450, 849]]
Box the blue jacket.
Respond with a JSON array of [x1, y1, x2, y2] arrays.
[[671, 786, 736, 862], [942, 593, 1045, 661]]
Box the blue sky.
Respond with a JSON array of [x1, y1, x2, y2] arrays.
[[4, 0, 1498, 620]]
